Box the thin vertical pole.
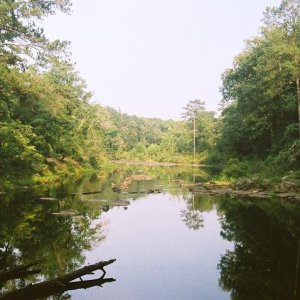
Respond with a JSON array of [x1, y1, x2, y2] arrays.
[[193, 115, 196, 164], [296, 77, 300, 138]]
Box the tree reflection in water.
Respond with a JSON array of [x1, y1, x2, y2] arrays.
[[3, 167, 300, 299], [217, 197, 300, 300], [181, 194, 204, 230], [0, 187, 106, 298]]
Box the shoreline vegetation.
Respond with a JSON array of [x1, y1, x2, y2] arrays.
[[109, 161, 300, 202], [0, 0, 299, 198], [110, 159, 205, 167]]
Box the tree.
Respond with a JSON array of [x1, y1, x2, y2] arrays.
[[182, 100, 216, 160], [220, 1, 300, 158], [0, 0, 71, 66], [182, 100, 205, 160], [263, 0, 300, 137]]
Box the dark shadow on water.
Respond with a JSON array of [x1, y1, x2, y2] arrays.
[[217, 196, 300, 300]]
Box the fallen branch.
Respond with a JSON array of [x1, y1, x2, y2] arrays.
[[0, 259, 116, 300]]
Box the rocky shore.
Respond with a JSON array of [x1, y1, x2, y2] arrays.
[[177, 177, 300, 202]]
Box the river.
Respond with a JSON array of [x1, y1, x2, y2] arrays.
[[0, 166, 300, 299]]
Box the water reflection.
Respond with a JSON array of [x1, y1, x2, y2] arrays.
[[1, 166, 300, 299], [218, 197, 300, 300], [180, 195, 204, 230], [0, 188, 105, 297], [0, 166, 199, 298]]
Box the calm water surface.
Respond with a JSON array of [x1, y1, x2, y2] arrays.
[[75, 194, 231, 300], [1, 166, 300, 299]]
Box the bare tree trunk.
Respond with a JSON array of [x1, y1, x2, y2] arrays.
[[297, 76, 300, 138], [193, 115, 196, 163]]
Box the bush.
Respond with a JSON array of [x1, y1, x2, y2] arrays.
[[221, 158, 249, 179]]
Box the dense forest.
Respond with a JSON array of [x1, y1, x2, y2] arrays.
[[0, 0, 300, 186]]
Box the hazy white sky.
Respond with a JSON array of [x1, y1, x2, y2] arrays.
[[43, 0, 281, 120]]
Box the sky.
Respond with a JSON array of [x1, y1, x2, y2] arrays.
[[43, 0, 282, 120]]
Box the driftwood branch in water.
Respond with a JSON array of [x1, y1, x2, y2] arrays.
[[0, 259, 116, 300], [0, 262, 41, 285]]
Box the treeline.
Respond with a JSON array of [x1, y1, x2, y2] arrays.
[[1, 0, 300, 184], [0, 0, 114, 180], [0, 0, 216, 184], [213, 0, 300, 179], [106, 102, 216, 163]]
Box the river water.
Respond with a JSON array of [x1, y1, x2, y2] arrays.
[[1, 166, 300, 299]]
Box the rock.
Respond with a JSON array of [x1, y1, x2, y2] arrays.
[[110, 200, 130, 207], [279, 180, 300, 193], [112, 185, 122, 192], [147, 188, 162, 194], [202, 183, 227, 190], [45, 157, 57, 164], [102, 205, 110, 212], [235, 178, 261, 190], [253, 192, 269, 199], [80, 199, 108, 203], [276, 192, 296, 199], [39, 197, 57, 201]]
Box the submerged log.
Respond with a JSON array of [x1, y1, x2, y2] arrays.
[[0, 259, 116, 300]]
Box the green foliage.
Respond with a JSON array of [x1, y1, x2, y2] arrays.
[[0, 122, 43, 174], [269, 140, 300, 170], [182, 99, 205, 120], [1, 0, 300, 186], [214, 0, 300, 179], [221, 159, 250, 179], [0, 0, 71, 66]]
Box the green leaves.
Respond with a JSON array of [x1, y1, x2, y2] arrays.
[[0, 122, 43, 173], [220, 0, 300, 158], [0, 0, 71, 66]]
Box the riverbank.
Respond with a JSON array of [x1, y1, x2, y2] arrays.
[[176, 176, 300, 202], [111, 159, 205, 167]]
